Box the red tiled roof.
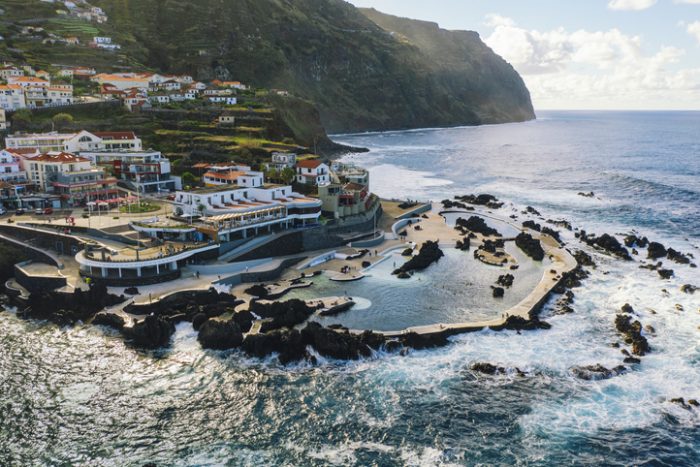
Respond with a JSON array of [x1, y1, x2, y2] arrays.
[[296, 159, 324, 169], [6, 147, 40, 155]]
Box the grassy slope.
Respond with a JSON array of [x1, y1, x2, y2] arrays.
[[1, 0, 534, 133]]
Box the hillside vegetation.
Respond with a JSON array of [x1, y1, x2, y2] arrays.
[[0, 0, 535, 133]]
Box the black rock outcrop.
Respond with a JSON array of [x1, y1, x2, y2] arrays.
[[197, 319, 243, 350], [393, 241, 444, 275], [515, 232, 545, 261]]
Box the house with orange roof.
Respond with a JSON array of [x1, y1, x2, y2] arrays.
[[7, 76, 49, 88], [0, 65, 24, 81], [296, 159, 330, 186]]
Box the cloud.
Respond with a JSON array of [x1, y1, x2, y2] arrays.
[[688, 21, 700, 44], [608, 0, 657, 10], [484, 16, 700, 109], [675, 0, 700, 4]]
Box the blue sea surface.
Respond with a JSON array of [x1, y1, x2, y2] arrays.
[[1, 111, 699, 466]]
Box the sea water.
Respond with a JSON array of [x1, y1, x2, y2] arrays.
[[1, 111, 699, 466]]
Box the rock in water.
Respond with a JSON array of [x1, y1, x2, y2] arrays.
[[301, 322, 372, 360], [125, 315, 175, 349], [197, 319, 243, 350], [492, 287, 505, 298], [251, 299, 316, 332], [456, 216, 501, 237], [242, 329, 307, 364], [571, 364, 627, 381], [92, 312, 126, 330], [515, 232, 545, 261], [647, 242, 667, 260], [393, 241, 444, 275]]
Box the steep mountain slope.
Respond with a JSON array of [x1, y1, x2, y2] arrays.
[[1, 0, 535, 133]]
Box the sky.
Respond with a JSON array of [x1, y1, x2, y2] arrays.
[[346, 0, 700, 110]]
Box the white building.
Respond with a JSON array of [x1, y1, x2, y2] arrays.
[[5, 130, 143, 153], [80, 149, 176, 193], [207, 96, 237, 105], [0, 84, 27, 111], [0, 109, 7, 130], [266, 152, 297, 171], [7, 76, 49, 88], [0, 149, 29, 184], [296, 160, 330, 186], [201, 164, 262, 188], [0, 66, 24, 81]]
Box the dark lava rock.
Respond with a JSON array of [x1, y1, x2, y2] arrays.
[[124, 287, 140, 295], [399, 332, 449, 350], [615, 314, 650, 356], [92, 312, 125, 330], [393, 241, 444, 275], [497, 274, 515, 288], [578, 191, 595, 198], [624, 356, 642, 364], [522, 220, 541, 231], [547, 219, 573, 231], [492, 287, 505, 298], [658, 269, 674, 280], [125, 315, 175, 349], [455, 238, 470, 251], [667, 248, 691, 265], [233, 309, 255, 333], [456, 216, 501, 237], [571, 364, 627, 381], [470, 362, 507, 375], [302, 322, 372, 360], [192, 313, 208, 331], [624, 235, 649, 248], [244, 284, 269, 298], [20, 282, 125, 326], [251, 299, 316, 332], [526, 206, 542, 216], [361, 261, 371, 268], [401, 248, 414, 257], [681, 284, 697, 294], [580, 232, 631, 260], [495, 315, 551, 331], [573, 250, 596, 268], [242, 328, 306, 364], [621, 303, 635, 314], [454, 194, 504, 209], [541, 227, 562, 243], [197, 319, 243, 350], [515, 232, 545, 261], [647, 242, 667, 260], [396, 271, 411, 279]]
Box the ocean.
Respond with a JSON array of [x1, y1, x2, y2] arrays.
[[1, 111, 699, 466]]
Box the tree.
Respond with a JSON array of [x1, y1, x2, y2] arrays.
[[11, 109, 32, 131], [52, 113, 74, 130], [280, 167, 296, 185], [181, 171, 196, 188]]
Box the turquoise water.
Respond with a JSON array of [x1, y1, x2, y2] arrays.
[[2, 111, 700, 465]]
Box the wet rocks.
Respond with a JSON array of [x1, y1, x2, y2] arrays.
[[242, 329, 307, 364], [526, 206, 542, 216], [615, 314, 650, 356], [401, 248, 414, 257], [621, 303, 635, 314], [492, 287, 505, 298], [192, 312, 208, 331], [573, 250, 596, 268], [244, 284, 269, 298], [494, 315, 551, 331], [647, 242, 667, 260], [232, 309, 255, 333], [251, 299, 316, 332], [124, 315, 175, 349], [454, 194, 504, 209], [667, 248, 691, 265], [301, 322, 372, 360], [579, 231, 631, 260], [547, 219, 573, 231], [124, 287, 140, 295], [455, 238, 470, 251], [578, 191, 595, 198], [658, 269, 674, 280], [541, 227, 562, 243], [624, 235, 649, 249], [393, 241, 444, 276], [515, 232, 545, 261], [497, 274, 515, 288], [456, 216, 501, 237], [571, 364, 627, 381], [92, 312, 126, 330], [681, 284, 697, 294], [197, 319, 243, 350], [399, 331, 449, 350], [522, 220, 541, 231]]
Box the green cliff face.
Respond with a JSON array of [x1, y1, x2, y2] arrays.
[[1, 0, 535, 133]]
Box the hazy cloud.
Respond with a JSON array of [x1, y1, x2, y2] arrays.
[[687, 21, 700, 44], [484, 16, 700, 109], [608, 0, 657, 10]]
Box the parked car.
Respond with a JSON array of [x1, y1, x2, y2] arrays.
[[35, 207, 54, 215], [0, 206, 6, 216], [15, 208, 26, 215]]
